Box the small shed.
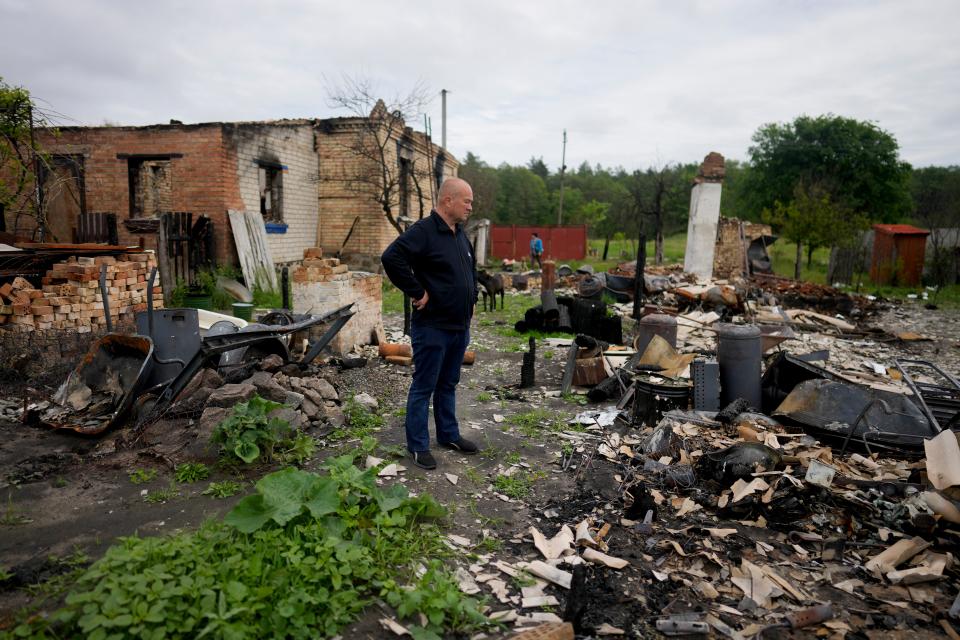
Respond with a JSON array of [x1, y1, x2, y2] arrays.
[[870, 224, 930, 286]]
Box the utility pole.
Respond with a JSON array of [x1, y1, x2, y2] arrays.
[[440, 89, 448, 150], [557, 129, 567, 225]]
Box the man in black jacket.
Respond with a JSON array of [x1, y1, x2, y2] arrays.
[[381, 177, 481, 469]]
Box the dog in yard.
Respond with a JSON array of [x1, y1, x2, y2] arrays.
[[477, 270, 505, 311]]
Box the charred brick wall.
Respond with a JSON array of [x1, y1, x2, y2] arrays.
[[229, 122, 319, 265]]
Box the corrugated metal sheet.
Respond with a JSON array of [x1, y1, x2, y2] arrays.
[[870, 223, 930, 285], [489, 224, 587, 261]]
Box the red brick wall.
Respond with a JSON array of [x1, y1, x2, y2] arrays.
[[32, 124, 237, 265]]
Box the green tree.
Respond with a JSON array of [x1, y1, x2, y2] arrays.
[[527, 156, 549, 181], [763, 182, 868, 279], [743, 114, 912, 223], [911, 165, 960, 288], [1, 77, 54, 238], [458, 151, 500, 221], [494, 165, 550, 224]]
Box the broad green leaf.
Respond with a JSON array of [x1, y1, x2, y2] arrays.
[[303, 477, 339, 519], [374, 484, 409, 513], [234, 440, 260, 464], [223, 495, 273, 533]]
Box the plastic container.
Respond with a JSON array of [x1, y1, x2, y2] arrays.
[[716, 323, 762, 408], [231, 302, 254, 321], [183, 293, 213, 310]]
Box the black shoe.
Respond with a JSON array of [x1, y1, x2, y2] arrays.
[[410, 450, 437, 470], [440, 438, 480, 455]]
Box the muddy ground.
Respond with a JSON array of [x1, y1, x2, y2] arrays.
[[1, 297, 958, 638]]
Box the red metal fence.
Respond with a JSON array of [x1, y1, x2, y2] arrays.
[[490, 224, 588, 261]]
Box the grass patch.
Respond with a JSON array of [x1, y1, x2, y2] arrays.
[[143, 481, 180, 504], [508, 408, 580, 438], [561, 392, 588, 407], [331, 396, 385, 441], [382, 281, 405, 315], [252, 284, 284, 310], [476, 392, 493, 402], [202, 481, 244, 498], [13, 452, 495, 640], [492, 470, 546, 500], [585, 234, 687, 272]]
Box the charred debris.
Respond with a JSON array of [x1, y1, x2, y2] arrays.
[[476, 260, 960, 638]]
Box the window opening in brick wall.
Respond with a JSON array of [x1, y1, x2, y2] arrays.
[[127, 157, 173, 218], [258, 162, 284, 223]]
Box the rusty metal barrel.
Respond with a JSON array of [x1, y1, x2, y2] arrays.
[[635, 313, 678, 357], [716, 323, 762, 409]]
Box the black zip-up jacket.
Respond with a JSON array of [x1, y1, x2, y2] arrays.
[[381, 211, 478, 331]]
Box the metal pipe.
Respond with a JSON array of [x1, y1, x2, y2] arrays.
[[99, 264, 113, 333], [146, 266, 157, 340], [440, 89, 447, 149]]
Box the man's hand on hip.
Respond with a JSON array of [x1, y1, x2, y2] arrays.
[[413, 291, 429, 310]]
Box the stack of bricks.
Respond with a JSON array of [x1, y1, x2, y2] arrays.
[[290, 247, 383, 354], [0, 252, 163, 333]]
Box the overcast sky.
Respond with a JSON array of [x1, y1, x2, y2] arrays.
[[2, 0, 958, 171]]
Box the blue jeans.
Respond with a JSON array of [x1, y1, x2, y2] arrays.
[[405, 324, 470, 453]]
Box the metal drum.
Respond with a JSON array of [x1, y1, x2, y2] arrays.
[[716, 323, 762, 408], [635, 313, 678, 356]]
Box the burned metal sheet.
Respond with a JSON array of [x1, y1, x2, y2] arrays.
[[773, 379, 936, 454], [25, 334, 154, 435], [760, 351, 850, 415]]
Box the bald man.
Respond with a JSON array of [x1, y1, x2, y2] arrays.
[[381, 177, 481, 469]]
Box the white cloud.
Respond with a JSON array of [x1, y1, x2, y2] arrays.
[[1, 0, 957, 169]]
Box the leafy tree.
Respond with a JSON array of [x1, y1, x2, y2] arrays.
[[494, 165, 550, 224], [763, 181, 868, 279], [0, 77, 54, 238], [743, 114, 912, 223], [911, 165, 960, 287], [527, 156, 549, 181], [458, 151, 500, 221]]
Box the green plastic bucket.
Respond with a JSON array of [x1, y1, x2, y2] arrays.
[[183, 293, 213, 310], [232, 303, 254, 321]]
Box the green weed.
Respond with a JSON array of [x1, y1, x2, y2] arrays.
[[331, 395, 385, 441], [128, 468, 157, 485], [143, 481, 179, 504], [476, 392, 493, 402], [15, 453, 495, 640], [173, 462, 211, 484], [211, 395, 297, 464], [203, 481, 244, 498], [492, 472, 533, 500]]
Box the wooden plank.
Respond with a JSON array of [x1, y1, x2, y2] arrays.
[[244, 210, 278, 291], [228, 210, 277, 293]]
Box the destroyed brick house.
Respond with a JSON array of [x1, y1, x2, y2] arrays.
[[1, 107, 458, 270]]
